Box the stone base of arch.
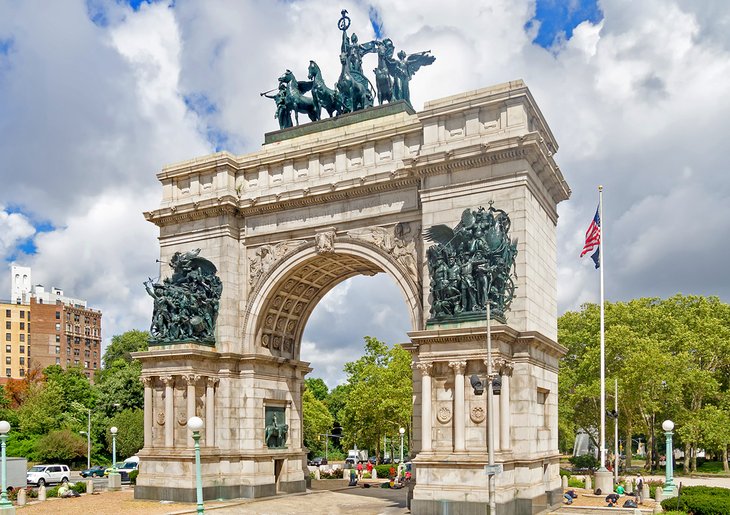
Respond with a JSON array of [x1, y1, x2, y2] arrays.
[[406, 325, 564, 515], [133, 346, 310, 502]]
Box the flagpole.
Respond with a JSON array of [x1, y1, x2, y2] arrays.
[[598, 185, 608, 476]]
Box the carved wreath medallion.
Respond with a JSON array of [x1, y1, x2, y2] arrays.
[[470, 406, 486, 423], [437, 406, 452, 424], [156, 411, 165, 426]]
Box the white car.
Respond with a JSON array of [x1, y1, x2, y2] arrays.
[[27, 464, 70, 486]]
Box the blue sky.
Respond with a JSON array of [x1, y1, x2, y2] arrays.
[[529, 0, 603, 48]]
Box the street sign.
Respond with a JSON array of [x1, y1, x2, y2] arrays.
[[484, 464, 503, 475]]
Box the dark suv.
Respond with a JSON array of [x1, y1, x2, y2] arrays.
[[309, 457, 328, 466]]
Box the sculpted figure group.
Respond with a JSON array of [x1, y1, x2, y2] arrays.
[[262, 10, 435, 129], [425, 204, 518, 321], [144, 249, 222, 344]]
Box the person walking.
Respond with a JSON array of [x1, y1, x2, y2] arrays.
[[366, 460, 373, 478], [636, 473, 644, 504], [356, 461, 364, 480]]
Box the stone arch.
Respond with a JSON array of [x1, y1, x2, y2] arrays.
[[244, 239, 421, 361]]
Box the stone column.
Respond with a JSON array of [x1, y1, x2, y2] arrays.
[[499, 360, 513, 451], [185, 374, 200, 436], [449, 361, 467, 452], [205, 377, 219, 447], [161, 375, 174, 448], [417, 362, 433, 453], [142, 376, 153, 448]]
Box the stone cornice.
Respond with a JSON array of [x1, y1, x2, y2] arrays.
[[144, 136, 567, 229]]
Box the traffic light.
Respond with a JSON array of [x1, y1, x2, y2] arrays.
[[331, 423, 343, 438]]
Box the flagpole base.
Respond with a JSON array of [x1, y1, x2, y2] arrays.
[[594, 469, 613, 494]]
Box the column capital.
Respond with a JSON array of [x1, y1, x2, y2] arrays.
[[206, 377, 220, 388], [184, 374, 202, 385], [141, 376, 154, 387], [160, 375, 175, 386], [448, 361, 467, 374], [415, 361, 433, 376], [492, 357, 514, 376]]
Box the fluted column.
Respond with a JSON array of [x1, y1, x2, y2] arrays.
[[449, 361, 467, 452], [205, 377, 219, 447], [161, 375, 174, 448], [141, 377, 153, 448], [417, 362, 434, 452], [500, 362, 513, 451], [185, 374, 199, 427]]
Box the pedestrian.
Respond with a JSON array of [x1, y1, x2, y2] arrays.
[[356, 461, 363, 480], [366, 460, 373, 478], [616, 484, 625, 495], [636, 473, 644, 503]]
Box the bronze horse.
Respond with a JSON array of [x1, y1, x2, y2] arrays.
[[307, 60, 341, 118], [278, 69, 319, 125], [336, 53, 370, 113]]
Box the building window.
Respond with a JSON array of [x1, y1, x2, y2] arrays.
[[55, 311, 61, 320], [4, 334, 9, 342], [27, 312, 30, 321], [56, 358, 61, 365], [74, 359, 79, 366], [19, 369, 24, 377], [55, 346, 60, 354], [19, 357, 24, 366], [55, 323, 61, 331], [93, 362, 97, 369], [5, 345, 10, 353], [4, 310, 9, 318], [5, 358, 10, 365], [55, 335, 60, 343], [84, 361, 89, 369], [5, 369, 10, 378], [66, 347, 71, 355], [66, 359, 70, 365], [19, 334, 24, 342], [4, 322, 9, 330], [19, 346, 24, 354], [19, 322, 24, 330], [19, 311, 24, 319], [27, 347, 30, 357], [74, 314, 80, 322]]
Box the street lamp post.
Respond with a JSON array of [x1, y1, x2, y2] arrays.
[[662, 420, 678, 498], [108, 426, 120, 490], [188, 416, 205, 515], [399, 427, 405, 464], [0, 421, 14, 513], [80, 408, 91, 469]]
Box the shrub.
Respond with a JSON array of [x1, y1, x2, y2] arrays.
[[661, 486, 730, 515], [646, 479, 664, 499], [319, 468, 343, 479], [569, 454, 599, 471], [559, 468, 572, 478], [46, 486, 60, 498], [567, 477, 585, 489], [374, 464, 393, 478], [129, 470, 139, 485], [71, 482, 87, 494], [34, 429, 86, 463]]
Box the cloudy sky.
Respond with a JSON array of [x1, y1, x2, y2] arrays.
[[1, 0, 728, 388]]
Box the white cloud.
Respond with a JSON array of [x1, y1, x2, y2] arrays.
[[1, 0, 729, 381]]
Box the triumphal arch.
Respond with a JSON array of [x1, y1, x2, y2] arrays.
[[133, 13, 569, 515]]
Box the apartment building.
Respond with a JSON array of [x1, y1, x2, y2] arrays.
[[5, 266, 102, 380], [0, 302, 30, 379]]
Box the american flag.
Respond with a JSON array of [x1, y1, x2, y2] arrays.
[[580, 205, 601, 268]]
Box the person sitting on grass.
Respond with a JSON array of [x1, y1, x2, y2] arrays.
[[563, 492, 573, 504], [616, 484, 625, 495]]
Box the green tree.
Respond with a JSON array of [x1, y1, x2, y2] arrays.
[[95, 360, 144, 418], [339, 337, 412, 461], [106, 408, 144, 460], [43, 365, 97, 411], [102, 330, 149, 368], [34, 429, 87, 464], [302, 389, 333, 458], [17, 382, 64, 436], [305, 378, 329, 401]]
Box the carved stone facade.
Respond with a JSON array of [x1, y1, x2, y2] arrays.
[[137, 80, 569, 513]]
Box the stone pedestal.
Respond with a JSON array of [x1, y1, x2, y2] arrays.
[[108, 472, 121, 491], [38, 486, 46, 501], [86, 479, 94, 494], [0, 505, 15, 514], [406, 326, 564, 515], [16, 489, 25, 507], [594, 469, 613, 494]]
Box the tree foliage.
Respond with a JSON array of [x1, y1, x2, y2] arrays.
[[106, 408, 144, 460], [305, 378, 329, 401], [35, 429, 87, 463], [102, 329, 149, 368], [559, 295, 730, 471], [302, 389, 333, 457]]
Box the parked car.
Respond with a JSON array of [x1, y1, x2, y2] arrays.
[[308, 457, 328, 467], [80, 465, 106, 478], [105, 460, 139, 482], [27, 464, 70, 486], [368, 456, 377, 465]]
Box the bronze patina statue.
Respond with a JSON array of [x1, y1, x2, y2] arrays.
[[262, 10, 436, 129], [144, 249, 222, 345], [264, 411, 289, 448], [425, 203, 518, 322]]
